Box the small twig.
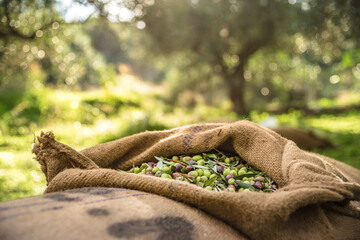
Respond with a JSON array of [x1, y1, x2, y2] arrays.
[[178, 172, 193, 178], [32, 131, 36, 143], [213, 148, 226, 158], [214, 159, 226, 168], [167, 158, 188, 166]]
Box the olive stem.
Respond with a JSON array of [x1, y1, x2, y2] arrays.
[[179, 172, 194, 179], [213, 148, 226, 158], [214, 159, 226, 168], [168, 158, 188, 166]]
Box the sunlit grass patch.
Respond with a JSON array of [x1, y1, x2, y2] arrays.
[[0, 149, 46, 202], [304, 113, 360, 134]]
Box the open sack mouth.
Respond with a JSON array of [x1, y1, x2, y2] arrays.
[[120, 152, 278, 193]]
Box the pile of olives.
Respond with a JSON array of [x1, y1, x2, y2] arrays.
[[123, 152, 278, 192]]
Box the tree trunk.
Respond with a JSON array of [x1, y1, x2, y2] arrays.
[[224, 65, 247, 116]]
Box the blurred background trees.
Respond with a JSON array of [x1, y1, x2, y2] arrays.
[[139, 0, 360, 114], [1, 0, 359, 115], [0, 0, 116, 92]]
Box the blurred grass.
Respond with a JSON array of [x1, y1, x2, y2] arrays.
[[275, 110, 360, 169], [0, 77, 359, 202]]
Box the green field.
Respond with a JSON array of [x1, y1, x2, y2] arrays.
[[0, 87, 359, 202]]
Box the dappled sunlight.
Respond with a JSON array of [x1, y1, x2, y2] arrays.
[[95, 120, 115, 133], [30, 170, 42, 182], [0, 147, 46, 201], [113, 73, 164, 95], [306, 114, 360, 134], [0, 152, 15, 166]]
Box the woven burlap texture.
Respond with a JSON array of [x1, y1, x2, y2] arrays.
[[32, 120, 360, 240]]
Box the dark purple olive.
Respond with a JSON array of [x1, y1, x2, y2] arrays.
[[172, 172, 181, 178], [175, 163, 183, 172], [148, 162, 156, 167], [255, 181, 265, 189], [225, 174, 234, 181], [217, 165, 224, 173], [186, 165, 194, 172]]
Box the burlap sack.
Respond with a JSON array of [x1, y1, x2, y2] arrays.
[[32, 120, 360, 240], [0, 187, 245, 240]]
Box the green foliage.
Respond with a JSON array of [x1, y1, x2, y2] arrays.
[[99, 110, 169, 143], [0, 86, 144, 135], [0, 89, 51, 135], [0, 1, 114, 91], [140, 0, 294, 114], [130, 0, 360, 114], [0, 135, 46, 202], [2, 0, 360, 114]]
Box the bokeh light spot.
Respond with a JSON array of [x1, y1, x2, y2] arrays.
[[261, 87, 270, 96], [37, 50, 45, 58], [136, 21, 146, 29], [329, 75, 340, 84], [52, 22, 59, 29], [219, 28, 229, 38], [36, 30, 43, 37]]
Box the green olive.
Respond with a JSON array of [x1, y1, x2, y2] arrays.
[[197, 159, 205, 166], [189, 171, 198, 178], [223, 168, 231, 177], [230, 170, 238, 177], [210, 173, 217, 179], [197, 169, 204, 176], [200, 176, 208, 182], [192, 155, 203, 161], [183, 156, 192, 161], [204, 170, 211, 178], [228, 178, 235, 185], [152, 166, 160, 173], [161, 173, 172, 179]]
